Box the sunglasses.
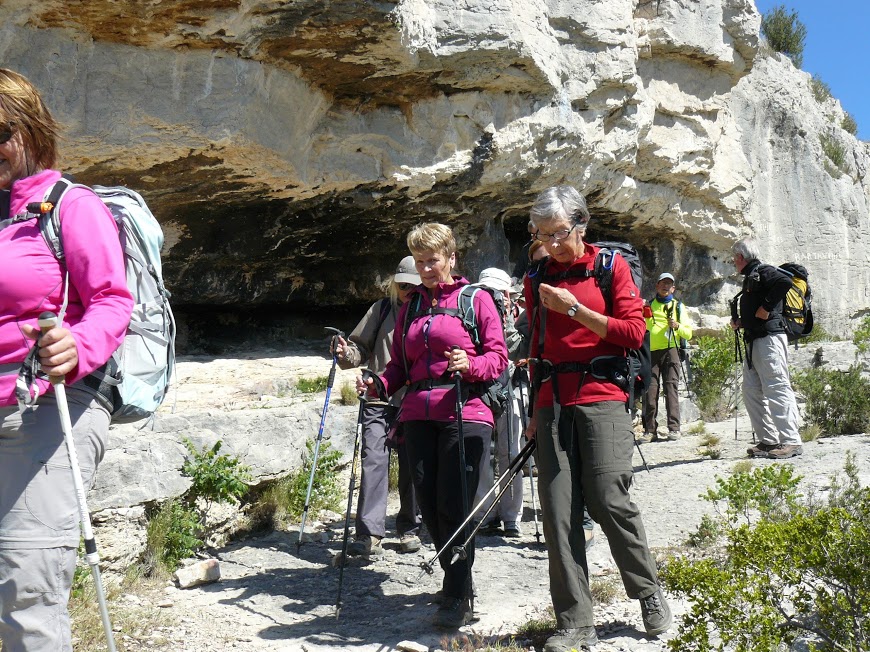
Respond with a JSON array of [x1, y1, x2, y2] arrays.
[[0, 124, 13, 145], [397, 283, 417, 291]]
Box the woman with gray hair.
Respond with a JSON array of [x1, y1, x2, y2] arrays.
[[523, 185, 670, 651]]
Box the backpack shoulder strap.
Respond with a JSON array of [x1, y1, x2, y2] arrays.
[[39, 178, 77, 261], [456, 285, 482, 351]]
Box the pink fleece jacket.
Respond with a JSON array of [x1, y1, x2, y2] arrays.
[[0, 169, 134, 405], [381, 277, 508, 426]]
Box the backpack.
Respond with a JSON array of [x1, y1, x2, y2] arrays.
[[778, 262, 813, 343], [402, 283, 509, 417], [528, 241, 651, 410], [32, 178, 176, 423]]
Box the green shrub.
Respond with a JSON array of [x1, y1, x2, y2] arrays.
[[792, 366, 870, 435], [688, 328, 740, 420], [662, 459, 870, 652], [685, 513, 721, 548], [703, 464, 802, 526], [760, 5, 807, 68], [809, 75, 832, 103], [182, 438, 251, 511], [802, 321, 833, 343], [296, 376, 329, 393], [820, 133, 849, 177], [251, 439, 344, 527], [842, 112, 858, 136], [853, 314, 870, 356], [144, 499, 202, 574]]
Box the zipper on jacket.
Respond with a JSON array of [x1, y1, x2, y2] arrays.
[[423, 315, 433, 419]]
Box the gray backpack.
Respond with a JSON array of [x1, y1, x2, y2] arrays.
[[33, 179, 176, 423]]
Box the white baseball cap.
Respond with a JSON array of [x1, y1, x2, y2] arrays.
[[657, 272, 675, 283], [477, 267, 512, 292]]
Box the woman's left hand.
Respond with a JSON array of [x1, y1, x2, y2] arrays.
[[22, 324, 79, 378], [538, 283, 577, 315], [444, 347, 469, 374]]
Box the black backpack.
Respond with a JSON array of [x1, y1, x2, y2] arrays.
[[401, 283, 510, 416], [528, 241, 651, 410], [778, 262, 814, 343]]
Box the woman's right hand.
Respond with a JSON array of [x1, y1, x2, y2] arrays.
[[524, 418, 537, 440], [331, 335, 348, 360], [356, 374, 375, 396]]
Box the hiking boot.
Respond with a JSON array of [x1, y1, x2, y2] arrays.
[[667, 431, 681, 441], [433, 597, 473, 628], [346, 535, 383, 557], [398, 533, 421, 553], [478, 520, 502, 536], [637, 432, 655, 444], [640, 588, 672, 637], [650, 433, 664, 442], [503, 522, 522, 538], [543, 627, 598, 652], [746, 442, 778, 458], [768, 444, 803, 459]]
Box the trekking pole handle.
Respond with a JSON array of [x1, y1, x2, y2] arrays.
[[37, 312, 64, 386], [324, 327, 345, 388], [450, 344, 462, 380]]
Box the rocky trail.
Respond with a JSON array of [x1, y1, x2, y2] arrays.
[[82, 346, 870, 652]]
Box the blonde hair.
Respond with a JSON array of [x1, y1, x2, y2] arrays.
[[0, 69, 60, 175], [406, 222, 456, 258], [528, 239, 547, 262]]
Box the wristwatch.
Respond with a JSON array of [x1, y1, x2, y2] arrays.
[[567, 302, 581, 317]]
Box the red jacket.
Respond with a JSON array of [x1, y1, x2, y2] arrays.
[[525, 243, 645, 407], [381, 277, 508, 426]]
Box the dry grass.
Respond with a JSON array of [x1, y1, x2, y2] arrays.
[[69, 565, 176, 652]]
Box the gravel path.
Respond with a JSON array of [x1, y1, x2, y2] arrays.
[[135, 409, 870, 652]]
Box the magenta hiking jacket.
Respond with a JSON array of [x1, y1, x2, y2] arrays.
[[380, 276, 508, 427], [0, 169, 134, 406]]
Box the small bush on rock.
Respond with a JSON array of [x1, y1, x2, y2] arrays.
[[853, 314, 870, 357], [761, 5, 807, 68], [792, 367, 870, 435], [842, 112, 858, 136], [662, 458, 870, 652], [809, 75, 832, 103], [688, 328, 740, 420]]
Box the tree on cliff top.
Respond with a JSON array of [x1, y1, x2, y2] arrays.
[[761, 5, 807, 68]]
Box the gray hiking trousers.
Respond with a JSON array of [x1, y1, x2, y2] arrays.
[[0, 387, 109, 652], [356, 403, 420, 539], [535, 401, 659, 629], [743, 334, 801, 446], [474, 386, 523, 525]]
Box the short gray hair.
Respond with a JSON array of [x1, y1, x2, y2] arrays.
[[529, 185, 591, 230], [732, 237, 761, 262]]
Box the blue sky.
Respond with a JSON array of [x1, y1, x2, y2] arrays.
[[754, 0, 869, 141]]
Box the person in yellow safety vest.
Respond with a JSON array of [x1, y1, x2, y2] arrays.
[[641, 272, 693, 442]]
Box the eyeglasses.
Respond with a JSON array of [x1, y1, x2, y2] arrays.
[[397, 283, 416, 291], [533, 224, 577, 242], [0, 125, 13, 145]]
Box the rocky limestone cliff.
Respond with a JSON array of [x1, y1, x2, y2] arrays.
[[0, 0, 868, 336]]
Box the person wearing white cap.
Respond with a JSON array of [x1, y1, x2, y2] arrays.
[[472, 267, 525, 538], [642, 272, 692, 441], [333, 256, 423, 556]]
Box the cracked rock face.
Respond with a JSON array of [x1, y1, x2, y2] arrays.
[[1, 0, 867, 337]]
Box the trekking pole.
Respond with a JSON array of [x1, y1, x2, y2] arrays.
[[451, 438, 536, 564], [297, 326, 344, 551], [449, 345, 473, 609], [415, 435, 536, 580], [634, 437, 650, 473], [335, 371, 372, 618], [513, 365, 541, 544], [38, 312, 117, 652], [734, 330, 740, 442]]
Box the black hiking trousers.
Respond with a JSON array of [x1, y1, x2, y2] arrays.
[[404, 419, 490, 600]]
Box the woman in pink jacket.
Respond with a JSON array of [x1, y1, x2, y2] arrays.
[[363, 222, 507, 628], [0, 68, 133, 650]]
